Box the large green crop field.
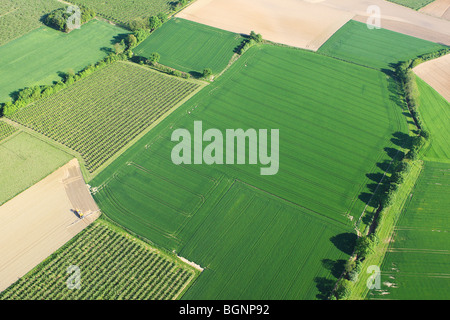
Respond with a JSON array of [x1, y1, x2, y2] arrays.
[[91, 45, 409, 299], [0, 220, 200, 300], [134, 18, 243, 74], [318, 20, 447, 70], [0, 131, 72, 205], [10, 62, 202, 174], [71, 0, 171, 25], [0, 20, 127, 102], [0, 0, 63, 47], [370, 161, 450, 300], [415, 77, 450, 161]]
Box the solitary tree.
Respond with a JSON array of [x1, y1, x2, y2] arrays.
[[202, 68, 212, 79]]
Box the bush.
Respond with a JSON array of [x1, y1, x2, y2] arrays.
[[335, 279, 351, 300], [202, 68, 213, 79]]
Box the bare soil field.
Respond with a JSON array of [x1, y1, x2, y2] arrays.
[[178, 0, 450, 50], [324, 0, 450, 46], [420, 0, 450, 20], [176, 0, 354, 51], [0, 159, 99, 292], [414, 53, 450, 102]]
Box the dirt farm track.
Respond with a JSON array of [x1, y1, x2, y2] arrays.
[[0, 159, 99, 292]]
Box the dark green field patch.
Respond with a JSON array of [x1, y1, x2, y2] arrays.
[[134, 18, 243, 74]]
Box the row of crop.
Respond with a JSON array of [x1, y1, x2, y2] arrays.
[[9, 64, 199, 172], [0, 121, 17, 142], [1, 223, 197, 300]]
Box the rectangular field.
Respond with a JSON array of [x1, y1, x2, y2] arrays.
[[0, 20, 127, 102], [9, 62, 203, 174], [0, 220, 200, 299], [0, 132, 72, 205], [91, 45, 408, 299], [0, 0, 63, 46], [318, 20, 447, 70], [134, 18, 243, 74], [370, 161, 450, 300]]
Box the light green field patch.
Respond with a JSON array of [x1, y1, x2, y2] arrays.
[[134, 18, 243, 74], [0, 20, 128, 102], [318, 20, 447, 70], [0, 132, 72, 205], [416, 76, 450, 161], [371, 161, 450, 300]]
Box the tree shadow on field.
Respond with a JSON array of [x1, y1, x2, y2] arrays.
[[314, 277, 336, 300], [111, 33, 129, 45], [100, 46, 114, 54], [330, 233, 357, 255], [321, 259, 346, 278], [189, 71, 203, 79]]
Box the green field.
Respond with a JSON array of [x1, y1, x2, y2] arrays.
[[0, 0, 63, 47], [134, 18, 243, 74], [0, 20, 127, 102], [0, 220, 200, 300], [0, 120, 17, 142], [0, 131, 72, 205], [71, 0, 171, 24], [387, 0, 435, 10], [318, 20, 447, 70], [416, 76, 450, 161], [91, 45, 409, 299], [10, 62, 202, 174], [370, 161, 450, 300]]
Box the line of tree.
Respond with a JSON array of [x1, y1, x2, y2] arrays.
[[43, 5, 96, 32], [235, 31, 263, 55], [330, 49, 450, 299], [134, 53, 191, 79], [393, 48, 450, 134]]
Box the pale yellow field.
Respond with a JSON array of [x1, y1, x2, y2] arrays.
[[177, 0, 450, 49], [414, 53, 450, 103], [0, 159, 99, 292], [177, 0, 354, 51], [420, 0, 450, 21]]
